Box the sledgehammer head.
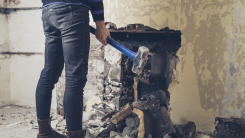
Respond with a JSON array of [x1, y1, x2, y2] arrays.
[[132, 46, 149, 75]]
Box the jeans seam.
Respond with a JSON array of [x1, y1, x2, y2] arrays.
[[81, 6, 84, 24], [82, 29, 85, 75]]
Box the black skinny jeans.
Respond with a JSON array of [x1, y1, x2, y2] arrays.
[[36, 4, 90, 131]]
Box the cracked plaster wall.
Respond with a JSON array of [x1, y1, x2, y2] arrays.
[[1, 0, 245, 133], [170, 0, 245, 133], [101, 0, 245, 133]]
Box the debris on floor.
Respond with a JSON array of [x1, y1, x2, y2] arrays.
[[0, 105, 214, 138], [214, 117, 245, 138], [0, 105, 66, 138]]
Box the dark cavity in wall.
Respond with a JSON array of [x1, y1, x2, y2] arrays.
[[106, 23, 182, 109], [107, 23, 181, 55]]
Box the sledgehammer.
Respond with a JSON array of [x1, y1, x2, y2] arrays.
[[90, 26, 149, 75]]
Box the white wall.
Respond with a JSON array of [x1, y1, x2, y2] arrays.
[[8, 10, 44, 53], [0, 0, 57, 109], [10, 55, 57, 109], [8, 11, 56, 109], [0, 0, 4, 7], [0, 57, 10, 107], [0, 10, 11, 106]]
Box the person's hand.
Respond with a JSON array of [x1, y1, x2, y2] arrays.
[[95, 21, 111, 45]]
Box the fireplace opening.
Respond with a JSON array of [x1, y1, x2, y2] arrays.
[[106, 23, 181, 110]]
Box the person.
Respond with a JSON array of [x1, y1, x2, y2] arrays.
[[36, 0, 110, 137]]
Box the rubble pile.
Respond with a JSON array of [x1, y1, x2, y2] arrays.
[[84, 53, 198, 138], [214, 117, 245, 138]]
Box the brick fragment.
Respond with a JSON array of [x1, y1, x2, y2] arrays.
[[111, 103, 132, 125], [132, 108, 145, 138]]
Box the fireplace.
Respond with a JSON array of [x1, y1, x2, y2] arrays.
[[56, 23, 198, 138]]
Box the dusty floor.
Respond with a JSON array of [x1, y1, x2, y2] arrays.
[[0, 105, 66, 138], [0, 105, 212, 138]]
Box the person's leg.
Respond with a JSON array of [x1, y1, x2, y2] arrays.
[[36, 5, 64, 120], [36, 5, 66, 138], [60, 5, 90, 132]]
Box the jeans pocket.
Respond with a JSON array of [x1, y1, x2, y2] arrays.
[[42, 9, 49, 33], [72, 6, 85, 25], [49, 6, 73, 30]]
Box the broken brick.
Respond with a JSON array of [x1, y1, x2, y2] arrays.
[[133, 77, 139, 102], [132, 108, 152, 138], [126, 116, 140, 128], [214, 117, 245, 138], [111, 103, 132, 125], [148, 107, 175, 137], [174, 121, 197, 138]]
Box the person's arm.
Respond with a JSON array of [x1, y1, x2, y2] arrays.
[[90, 0, 110, 45]]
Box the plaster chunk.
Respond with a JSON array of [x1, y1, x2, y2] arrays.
[[87, 119, 107, 127], [111, 103, 132, 125], [110, 131, 121, 138], [86, 96, 102, 112], [90, 34, 104, 51], [108, 65, 122, 83], [104, 45, 122, 65]]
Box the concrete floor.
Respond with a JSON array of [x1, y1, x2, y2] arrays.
[[0, 105, 66, 138]]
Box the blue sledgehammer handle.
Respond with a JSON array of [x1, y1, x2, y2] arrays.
[[90, 26, 136, 60]]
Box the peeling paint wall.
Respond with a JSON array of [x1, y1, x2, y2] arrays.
[[101, 0, 179, 29], [169, 0, 245, 133], [0, 0, 11, 107], [102, 0, 245, 133]]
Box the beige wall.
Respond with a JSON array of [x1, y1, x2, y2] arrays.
[[171, 1, 245, 132], [1, 0, 245, 133], [102, 0, 245, 133]]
